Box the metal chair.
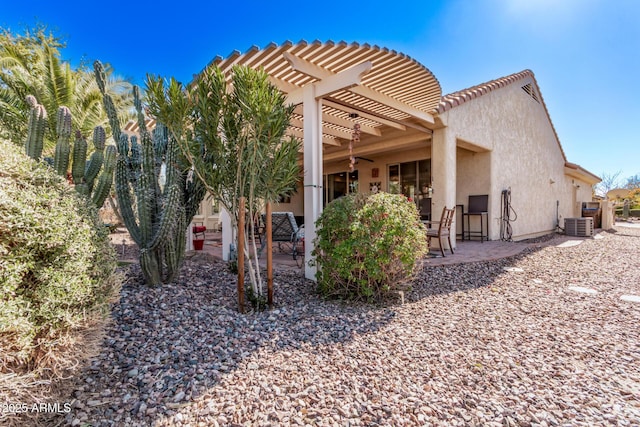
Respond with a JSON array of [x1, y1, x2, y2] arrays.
[[426, 206, 456, 257], [261, 212, 303, 260]]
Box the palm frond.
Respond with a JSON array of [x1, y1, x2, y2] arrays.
[[1, 28, 132, 149]]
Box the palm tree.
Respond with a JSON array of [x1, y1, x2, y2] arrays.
[[0, 26, 132, 149]]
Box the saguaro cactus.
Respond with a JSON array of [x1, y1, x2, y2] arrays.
[[23, 97, 115, 208], [94, 60, 206, 285]]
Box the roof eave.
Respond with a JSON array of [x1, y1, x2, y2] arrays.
[[565, 162, 601, 185]]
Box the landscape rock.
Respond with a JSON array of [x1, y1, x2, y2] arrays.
[[53, 227, 640, 426]]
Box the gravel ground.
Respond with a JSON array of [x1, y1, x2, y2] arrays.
[[59, 226, 639, 426]]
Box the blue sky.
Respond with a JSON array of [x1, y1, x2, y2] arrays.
[[2, 0, 639, 183]]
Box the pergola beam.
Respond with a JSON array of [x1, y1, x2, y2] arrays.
[[322, 100, 407, 131], [323, 132, 429, 161], [283, 58, 373, 103], [284, 52, 435, 125], [274, 76, 399, 137], [292, 105, 382, 137], [286, 127, 341, 146], [290, 117, 354, 140]]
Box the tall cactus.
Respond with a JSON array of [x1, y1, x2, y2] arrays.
[[72, 131, 88, 193], [24, 95, 47, 160], [94, 60, 206, 285], [53, 106, 72, 176], [84, 127, 106, 193], [23, 96, 115, 208], [92, 145, 117, 208]]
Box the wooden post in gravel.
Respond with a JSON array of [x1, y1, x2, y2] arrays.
[[237, 197, 245, 313], [266, 202, 273, 307]]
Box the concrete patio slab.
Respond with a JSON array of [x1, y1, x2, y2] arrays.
[[193, 230, 598, 271]]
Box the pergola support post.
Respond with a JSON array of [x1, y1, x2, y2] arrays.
[[303, 84, 323, 280], [220, 206, 232, 261]]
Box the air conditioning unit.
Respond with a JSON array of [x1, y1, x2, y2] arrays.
[[565, 217, 594, 237]]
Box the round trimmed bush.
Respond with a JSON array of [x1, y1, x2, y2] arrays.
[[0, 140, 119, 372], [312, 192, 428, 301]]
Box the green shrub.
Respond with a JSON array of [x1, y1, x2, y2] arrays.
[[0, 140, 119, 371], [312, 192, 428, 302]]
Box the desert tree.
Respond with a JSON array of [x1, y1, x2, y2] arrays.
[[146, 65, 301, 303]]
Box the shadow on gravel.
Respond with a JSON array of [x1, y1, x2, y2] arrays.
[[109, 228, 140, 261], [608, 228, 640, 238], [58, 229, 631, 425], [408, 244, 548, 302], [57, 259, 397, 426]]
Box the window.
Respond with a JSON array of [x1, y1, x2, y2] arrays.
[[388, 159, 431, 205], [388, 164, 400, 194], [324, 170, 358, 205]]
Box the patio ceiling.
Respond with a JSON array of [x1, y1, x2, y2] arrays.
[[202, 40, 442, 148]]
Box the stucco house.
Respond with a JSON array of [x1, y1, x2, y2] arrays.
[[191, 41, 600, 280]]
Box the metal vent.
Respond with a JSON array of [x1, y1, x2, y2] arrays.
[[521, 83, 540, 103], [565, 217, 594, 237]]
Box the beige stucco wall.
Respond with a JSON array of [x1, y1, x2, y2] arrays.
[[455, 148, 491, 239], [274, 77, 597, 239], [444, 76, 595, 240], [273, 181, 305, 216], [456, 148, 491, 199], [192, 196, 221, 231]]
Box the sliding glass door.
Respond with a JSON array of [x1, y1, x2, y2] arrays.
[[388, 159, 431, 219], [388, 160, 430, 198], [324, 170, 359, 206]]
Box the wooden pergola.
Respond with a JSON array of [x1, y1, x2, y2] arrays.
[[205, 40, 443, 280]]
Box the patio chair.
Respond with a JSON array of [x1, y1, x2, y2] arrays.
[[419, 197, 432, 222], [426, 206, 456, 257], [260, 212, 304, 260], [463, 194, 489, 242]]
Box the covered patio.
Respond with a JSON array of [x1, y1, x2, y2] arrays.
[[179, 227, 600, 272], [205, 40, 450, 280], [199, 40, 600, 281]]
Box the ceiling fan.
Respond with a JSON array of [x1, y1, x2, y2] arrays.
[[354, 156, 374, 163]]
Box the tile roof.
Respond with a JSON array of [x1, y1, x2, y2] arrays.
[[434, 69, 535, 114], [433, 69, 600, 181]]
